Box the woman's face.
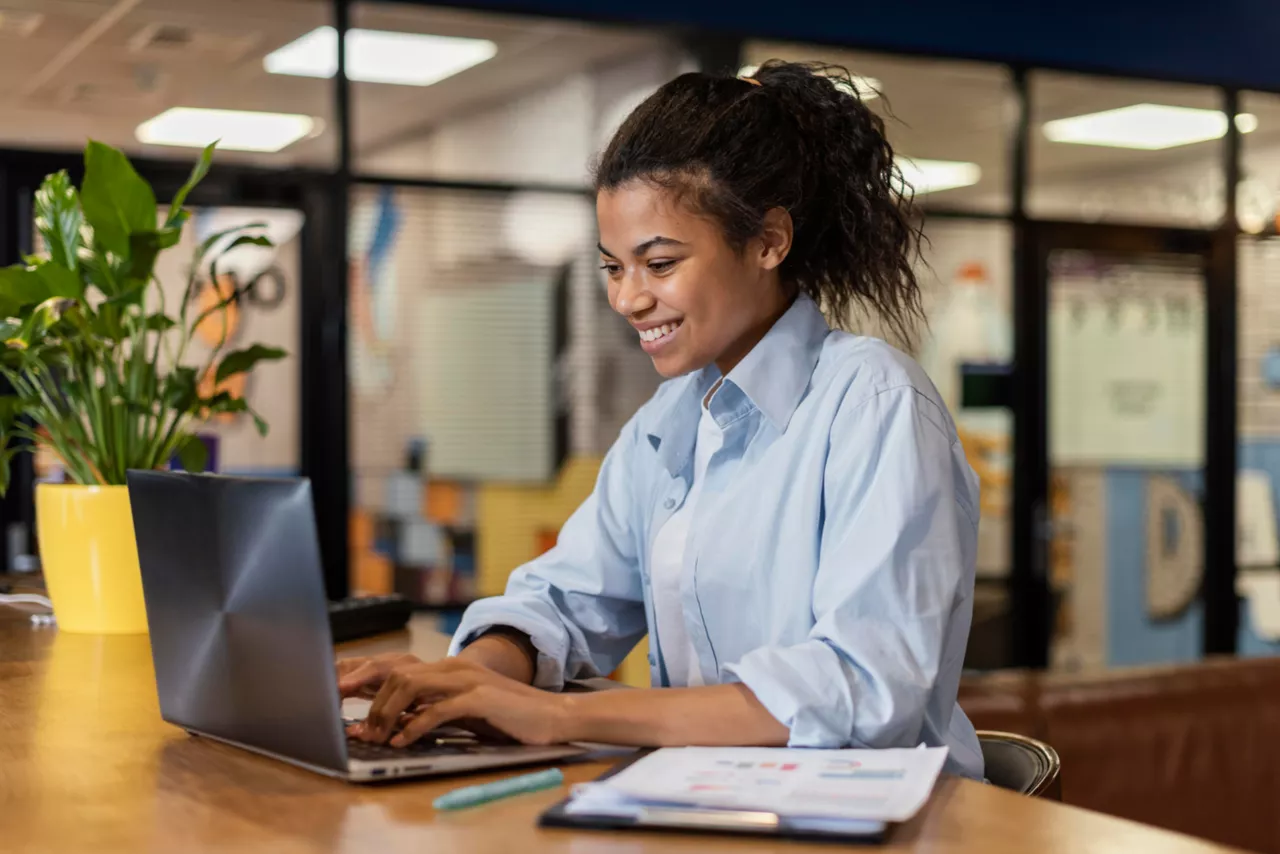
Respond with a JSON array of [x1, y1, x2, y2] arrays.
[[596, 181, 792, 379]]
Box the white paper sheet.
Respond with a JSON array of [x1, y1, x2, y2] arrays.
[[566, 746, 947, 823]]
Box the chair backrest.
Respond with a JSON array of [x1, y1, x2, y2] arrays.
[[978, 730, 1061, 798]]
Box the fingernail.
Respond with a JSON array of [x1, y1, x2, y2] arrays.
[[390, 734, 406, 747]]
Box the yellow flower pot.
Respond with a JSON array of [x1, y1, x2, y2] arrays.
[[36, 484, 148, 634]]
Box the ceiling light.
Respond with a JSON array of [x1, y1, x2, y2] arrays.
[[897, 158, 982, 195], [265, 26, 497, 86], [136, 108, 317, 152], [1043, 103, 1258, 150], [1235, 112, 1260, 134], [737, 64, 880, 100]]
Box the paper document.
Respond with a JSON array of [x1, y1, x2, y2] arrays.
[[566, 746, 947, 823]]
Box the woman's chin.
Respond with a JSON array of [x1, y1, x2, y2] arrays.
[[650, 352, 704, 379]]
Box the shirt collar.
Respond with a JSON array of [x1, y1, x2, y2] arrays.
[[648, 295, 829, 475]]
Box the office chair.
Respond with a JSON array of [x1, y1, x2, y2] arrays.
[[977, 730, 1061, 799]]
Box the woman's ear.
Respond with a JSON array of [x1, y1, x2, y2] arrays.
[[755, 207, 794, 272]]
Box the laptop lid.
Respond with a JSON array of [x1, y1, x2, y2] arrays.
[[127, 470, 348, 773]]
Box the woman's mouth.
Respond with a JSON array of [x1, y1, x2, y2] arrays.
[[638, 320, 682, 354]]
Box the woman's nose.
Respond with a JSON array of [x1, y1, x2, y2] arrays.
[[613, 272, 654, 316]]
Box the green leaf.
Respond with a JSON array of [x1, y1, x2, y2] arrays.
[[33, 171, 82, 273], [122, 227, 181, 293], [0, 319, 22, 348], [80, 241, 121, 297], [250, 409, 269, 437], [164, 366, 200, 413], [166, 142, 216, 228], [31, 259, 83, 299], [202, 391, 247, 413], [221, 234, 274, 254], [0, 265, 48, 312], [0, 395, 23, 432], [194, 223, 267, 267], [142, 313, 176, 333], [215, 343, 286, 384], [91, 301, 126, 341], [0, 447, 14, 497], [10, 297, 73, 350], [79, 140, 157, 259], [175, 433, 208, 473], [101, 280, 148, 307]]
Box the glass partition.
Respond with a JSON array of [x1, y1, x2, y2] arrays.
[[1029, 72, 1227, 227]]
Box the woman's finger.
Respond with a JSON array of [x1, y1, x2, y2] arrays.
[[392, 695, 477, 747], [337, 660, 388, 697], [365, 666, 460, 740], [337, 653, 417, 697]]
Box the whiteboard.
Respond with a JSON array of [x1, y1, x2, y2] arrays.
[[1048, 254, 1205, 467]]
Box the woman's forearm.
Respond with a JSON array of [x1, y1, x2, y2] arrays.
[[560, 683, 789, 746], [456, 631, 536, 684]]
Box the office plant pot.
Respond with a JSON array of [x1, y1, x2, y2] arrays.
[[36, 484, 148, 634]]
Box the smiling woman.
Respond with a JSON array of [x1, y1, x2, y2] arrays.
[[340, 60, 986, 781]]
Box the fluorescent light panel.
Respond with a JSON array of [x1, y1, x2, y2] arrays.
[[1043, 103, 1258, 150], [265, 26, 497, 86], [897, 158, 982, 195], [738, 64, 880, 100], [136, 108, 316, 152]]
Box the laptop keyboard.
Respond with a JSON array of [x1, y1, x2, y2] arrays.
[[344, 724, 514, 760]]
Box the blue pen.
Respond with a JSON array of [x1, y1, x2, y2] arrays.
[[432, 768, 565, 811]]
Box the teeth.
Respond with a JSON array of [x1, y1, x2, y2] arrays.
[[639, 321, 680, 342]]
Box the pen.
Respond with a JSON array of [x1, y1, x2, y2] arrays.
[[432, 768, 565, 811]]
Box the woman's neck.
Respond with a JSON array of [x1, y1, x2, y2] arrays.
[[714, 292, 797, 377]]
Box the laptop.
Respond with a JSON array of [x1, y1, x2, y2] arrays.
[[127, 470, 587, 782]]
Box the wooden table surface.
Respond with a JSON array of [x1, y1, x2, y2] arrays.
[[0, 610, 1248, 854]]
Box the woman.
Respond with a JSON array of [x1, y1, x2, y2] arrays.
[[341, 60, 984, 779]]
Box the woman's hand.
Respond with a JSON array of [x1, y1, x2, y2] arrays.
[[342, 656, 573, 747], [337, 653, 422, 699]]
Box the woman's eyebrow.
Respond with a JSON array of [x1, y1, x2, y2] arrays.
[[598, 236, 688, 258]]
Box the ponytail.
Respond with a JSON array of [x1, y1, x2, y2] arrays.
[[594, 60, 924, 345]]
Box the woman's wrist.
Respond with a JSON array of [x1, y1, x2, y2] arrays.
[[458, 628, 537, 684], [553, 692, 588, 744]]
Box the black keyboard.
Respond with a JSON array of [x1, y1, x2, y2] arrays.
[[328, 595, 413, 643], [343, 726, 514, 760]]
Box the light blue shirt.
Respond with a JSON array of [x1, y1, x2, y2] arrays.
[[450, 295, 984, 779]]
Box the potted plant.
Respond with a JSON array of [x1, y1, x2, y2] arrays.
[[0, 140, 285, 633]]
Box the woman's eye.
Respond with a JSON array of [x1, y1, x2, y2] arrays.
[[599, 262, 622, 275], [648, 260, 676, 273]]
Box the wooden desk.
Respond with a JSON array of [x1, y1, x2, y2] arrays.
[[0, 611, 1247, 854]]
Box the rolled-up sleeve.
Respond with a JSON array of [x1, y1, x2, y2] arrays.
[[723, 386, 976, 748], [449, 415, 649, 691]]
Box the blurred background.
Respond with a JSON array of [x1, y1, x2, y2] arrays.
[[3, 0, 1280, 682]]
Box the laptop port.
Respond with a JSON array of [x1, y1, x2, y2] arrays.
[[371, 768, 386, 777]]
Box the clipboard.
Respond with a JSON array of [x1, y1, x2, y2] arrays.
[[538, 752, 889, 844]]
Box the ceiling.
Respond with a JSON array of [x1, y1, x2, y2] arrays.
[[0, 0, 665, 168], [1, 3, 1275, 222]]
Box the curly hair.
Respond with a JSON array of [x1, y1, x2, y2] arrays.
[[593, 59, 924, 345]]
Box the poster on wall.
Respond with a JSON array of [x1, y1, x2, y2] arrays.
[[1048, 251, 1205, 467], [152, 207, 303, 476]]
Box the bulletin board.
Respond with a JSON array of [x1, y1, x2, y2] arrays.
[[1048, 252, 1205, 467]]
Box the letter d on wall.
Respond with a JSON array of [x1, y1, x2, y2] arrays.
[[1146, 475, 1203, 621]]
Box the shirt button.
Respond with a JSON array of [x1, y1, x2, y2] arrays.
[[663, 498, 676, 510]]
